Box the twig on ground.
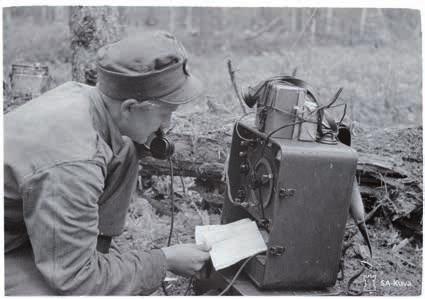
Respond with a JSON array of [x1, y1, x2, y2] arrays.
[[392, 237, 412, 253], [377, 172, 399, 214], [394, 253, 416, 268], [227, 59, 248, 114], [345, 263, 366, 296], [180, 176, 186, 194], [365, 203, 383, 223], [187, 194, 209, 225]]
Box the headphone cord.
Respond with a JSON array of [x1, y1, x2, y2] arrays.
[[184, 276, 194, 296], [218, 255, 256, 296], [162, 157, 175, 296], [166, 157, 175, 247]]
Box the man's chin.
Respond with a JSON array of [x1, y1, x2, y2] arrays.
[[144, 131, 158, 146], [133, 142, 151, 158], [128, 133, 151, 145]]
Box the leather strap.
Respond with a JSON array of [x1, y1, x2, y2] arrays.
[[96, 235, 112, 254]]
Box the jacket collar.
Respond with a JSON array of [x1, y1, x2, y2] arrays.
[[89, 87, 124, 155]]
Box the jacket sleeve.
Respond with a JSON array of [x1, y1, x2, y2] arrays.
[[21, 161, 167, 295]]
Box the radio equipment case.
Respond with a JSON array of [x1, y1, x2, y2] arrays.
[[222, 122, 357, 289]]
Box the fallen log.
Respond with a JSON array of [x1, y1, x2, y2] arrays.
[[141, 126, 420, 185], [140, 125, 423, 236], [140, 131, 231, 183], [141, 158, 224, 182]]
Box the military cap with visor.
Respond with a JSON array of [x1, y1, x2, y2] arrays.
[[96, 30, 203, 105]]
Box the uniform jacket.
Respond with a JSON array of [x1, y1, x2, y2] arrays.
[[4, 82, 166, 295]]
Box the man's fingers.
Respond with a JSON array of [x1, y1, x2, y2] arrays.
[[199, 251, 210, 261], [197, 243, 211, 261], [197, 242, 211, 252], [193, 250, 210, 263]]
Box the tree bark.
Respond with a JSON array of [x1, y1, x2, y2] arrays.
[[69, 6, 123, 85]]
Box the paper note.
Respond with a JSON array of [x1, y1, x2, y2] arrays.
[[195, 218, 267, 270]]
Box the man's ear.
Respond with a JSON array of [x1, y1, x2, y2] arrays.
[[120, 99, 139, 117]]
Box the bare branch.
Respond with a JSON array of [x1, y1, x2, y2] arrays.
[[226, 60, 248, 114]]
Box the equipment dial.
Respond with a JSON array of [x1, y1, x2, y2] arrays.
[[251, 157, 274, 208]]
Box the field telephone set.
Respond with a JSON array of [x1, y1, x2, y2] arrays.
[[221, 76, 361, 289]]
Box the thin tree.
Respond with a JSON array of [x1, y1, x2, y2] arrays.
[[326, 8, 333, 35], [69, 6, 123, 85], [360, 8, 367, 37]]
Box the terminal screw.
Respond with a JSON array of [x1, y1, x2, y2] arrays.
[[279, 188, 296, 199], [240, 163, 250, 174], [240, 202, 249, 208], [260, 174, 273, 184], [270, 246, 285, 256], [237, 189, 246, 200], [240, 141, 249, 147], [258, 218, 271, 230], [239, 151, 247, 158]]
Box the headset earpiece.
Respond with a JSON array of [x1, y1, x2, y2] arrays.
[[150, 128, 175, 160]]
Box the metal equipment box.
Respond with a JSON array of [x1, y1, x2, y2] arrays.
[[254, 80, 319, 142], [222, 122, 358, 289]]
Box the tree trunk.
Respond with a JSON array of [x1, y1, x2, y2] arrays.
[[168, 7, 176, 33], [198, 7, 207, 52], [326, 8, 333, 35], [360, 8, 367, 37], [185, 7, 193, 33], [291, 8, 297, 32], [4, 8, 11, 38], [310, 16, 316, 44], [145, 7, 158, 26], [69, 6, 123, 85]]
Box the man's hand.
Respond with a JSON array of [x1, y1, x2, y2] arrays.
[[161, 243, 211, 277]]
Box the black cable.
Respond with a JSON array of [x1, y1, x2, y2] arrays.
[[253, 119, 309, 225], [249, 119, 305, 224], [218, 255, 256, 296], [338, 103, 348, 124], [167, 157, 175, 247], [252, 136, 270, 221], [258, 181, 266, 222], [161, 282, 169, 296], [162, 158, 175, 296], [346, 263, 366, 295], [314, 88, 346, 144], [266, 120, 305, 139], [235, 112, 257, 142], [184, 276, 194, 296], [250, 97, 332, 217], [164, 159, 195, 296]]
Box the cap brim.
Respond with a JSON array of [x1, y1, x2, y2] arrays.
[[156, 72, 204, 105]]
